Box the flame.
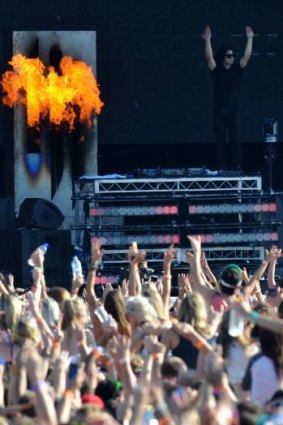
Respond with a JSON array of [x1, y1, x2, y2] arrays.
[[1, 54, 103, 130]]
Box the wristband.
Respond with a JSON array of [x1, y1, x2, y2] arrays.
[[163, 274, 172, 280], [63, 390, 74, 398], [158, 417, 171, 425], [249, 311, 260, 322], [152, 353, 162, 361], [31, 380, 47, 392], [36, 315, 43, 324], [118, 357, 130, 364], [194, 341, 204, 350], [92, 348, 103, 359], [88, 265, 98, 272], [52, 341, 60, 349]]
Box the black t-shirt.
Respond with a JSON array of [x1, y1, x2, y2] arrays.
[[211, 62, 244, 112]]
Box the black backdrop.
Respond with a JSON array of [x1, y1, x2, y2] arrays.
[[0, 0, 283, 191]]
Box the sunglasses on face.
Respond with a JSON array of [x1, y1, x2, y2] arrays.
[[225, 53, 235, 59], [270, 400, 283, 409]]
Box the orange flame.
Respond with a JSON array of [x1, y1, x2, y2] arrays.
[[1, 54, 103, 130]]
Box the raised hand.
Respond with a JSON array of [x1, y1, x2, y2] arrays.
[[30, 249, 45, 270], [266, 245, 282, 262], [120, 279, 129, 297], [241, 267, 249, 283], [200, 251, 208, 268], [128, 242, 146, 266], [7, 274, 15, 293], [184, 251, 194, 264], [178, 273, 192, 297], [91, 238, 104, 264], [102, 282, 114, 298], [245, 26, 254, 38], [201, 26, 212, 40], [187, 235, 202, 253], [163, 244, 177, 269]]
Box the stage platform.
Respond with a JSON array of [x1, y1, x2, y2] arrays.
[[71, 172, 282, 283]]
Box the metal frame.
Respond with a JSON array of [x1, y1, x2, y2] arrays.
[[74, 175, 262, 196], [100, 246, 265, 265]]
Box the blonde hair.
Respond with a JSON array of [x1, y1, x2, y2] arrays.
[[125, 296, 158, 324], [61, 298, 87, 330], [141, 283, 165, 320], [48, 286, 70, 310], [178, 293, 208, 336], [0, 294, 22, 331], [42, 296, 60, 328], [13, 319, 39, 345]]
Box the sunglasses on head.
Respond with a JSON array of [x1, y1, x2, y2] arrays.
[[225, 53, 235, 59]]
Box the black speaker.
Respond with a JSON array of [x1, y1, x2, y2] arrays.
[[0, 198, 14, 230], [18, 198, 64, 229], [12, 229, 72, 288]]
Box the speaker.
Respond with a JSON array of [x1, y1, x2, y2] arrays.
[[18, 198, 64, 229], [12, 229, 72, 288], [0, 198, 15, 230]]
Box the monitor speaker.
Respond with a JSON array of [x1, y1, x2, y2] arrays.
[[18, 198, 64, 229]]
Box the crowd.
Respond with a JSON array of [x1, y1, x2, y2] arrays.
[[0, 235, 283, 424]]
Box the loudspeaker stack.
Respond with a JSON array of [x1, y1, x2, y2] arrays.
[[12, 198, 71, 288]]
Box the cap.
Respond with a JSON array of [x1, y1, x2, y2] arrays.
[[81, 394, 105, 409]]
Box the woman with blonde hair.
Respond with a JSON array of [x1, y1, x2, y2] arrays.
[[0, 294, 22, 334], [162, 292, 211, 369], [141, 282, 166, 321], [125, 295, 160, 353], [61, 298, 94, 356]]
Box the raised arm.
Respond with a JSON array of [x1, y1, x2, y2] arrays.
[[240, 26, 254, 68], [128, 242, 145, 296], [187, 235, 214, 304], [243, 249, 271, 299], [162, 244, 177, 319], [201, 26, 216, 70], [267, 246, 282, 288], [86, 238, 103, 311]]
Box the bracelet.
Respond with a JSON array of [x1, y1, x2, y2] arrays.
[[194, 341, 204, 350], [118, 357, 130, 364], [152, 353, 162, 361], [52, 341, 61, 349], [91, 348, 103, 359], [158, 417, 171, 425], [249, 311, 260, 322], [88, 265, 98, 272], [31, 380, 47, 392], [163, 274, 172, 280], [63, 390, 74, 398], [36, 315, 43, 324]]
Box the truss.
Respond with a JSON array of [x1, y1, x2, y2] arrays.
[[100, 246, 264, 265], [75, 175, 262, 197]]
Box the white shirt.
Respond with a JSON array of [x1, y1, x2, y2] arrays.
[[250, 355, 279, 404]]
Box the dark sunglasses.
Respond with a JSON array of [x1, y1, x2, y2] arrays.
[[270, 400, 283, 409], [225, 53, 235, 59]]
